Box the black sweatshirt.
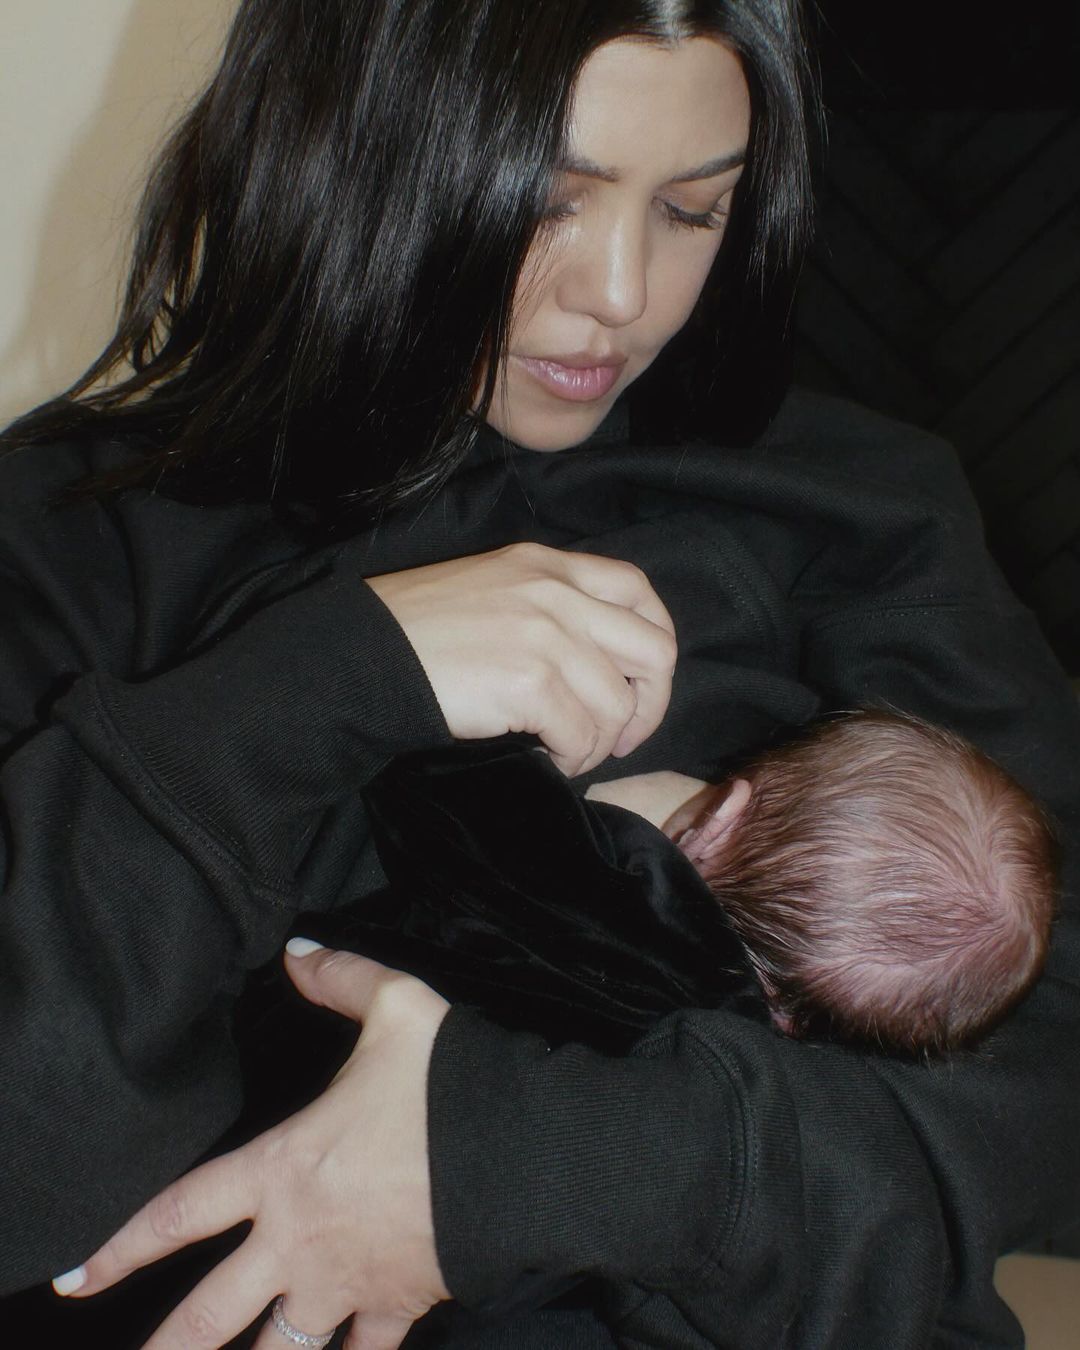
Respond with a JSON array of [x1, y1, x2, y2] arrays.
[[1, 389, 1077, 1349]]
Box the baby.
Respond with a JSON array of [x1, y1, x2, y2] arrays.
[[588, 709, 1060, 1054]]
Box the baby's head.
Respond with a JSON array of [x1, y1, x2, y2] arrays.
[[679, 711, 1059, 1054]]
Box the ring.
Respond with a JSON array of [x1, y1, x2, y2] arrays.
[[270, 1295, 337, 1348]]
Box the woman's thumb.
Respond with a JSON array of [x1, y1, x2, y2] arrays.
[[283, 938, 387, 1021]]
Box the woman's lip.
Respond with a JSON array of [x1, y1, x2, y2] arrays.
[[515, 356, 625, 403]]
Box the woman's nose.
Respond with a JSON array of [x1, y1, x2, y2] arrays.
[[559, 215, 648, 329]]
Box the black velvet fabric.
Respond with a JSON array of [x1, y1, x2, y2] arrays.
[[341, 739, 765, 1053]]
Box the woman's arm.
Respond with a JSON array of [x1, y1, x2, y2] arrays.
[[53, 401, 1080, 1346], [67, 558, 1074, 1350], [424, 604, 1080, 1349], [0, 442, 676, 1293], [423, 416, 1080, 1346], [0, 447, 455, 1293]]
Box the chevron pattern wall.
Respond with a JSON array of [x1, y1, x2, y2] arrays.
[[793, 109, 1080, 672]]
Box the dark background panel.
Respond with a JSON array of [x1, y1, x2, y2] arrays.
[[795, 2, 1080, 670]]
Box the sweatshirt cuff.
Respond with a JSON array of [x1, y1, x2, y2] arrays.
[[426, 1004, 740, 1308], [57, 545, 452, 888]]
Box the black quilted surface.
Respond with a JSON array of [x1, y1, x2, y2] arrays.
[[795, 6, 1079, 671]]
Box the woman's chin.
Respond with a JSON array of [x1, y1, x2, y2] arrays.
[[483, 380, 625, 451]]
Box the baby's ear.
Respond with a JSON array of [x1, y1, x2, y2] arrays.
[[679, 777, 751, 866]]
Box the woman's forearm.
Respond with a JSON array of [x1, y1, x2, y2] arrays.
[[0, 452, 453, 1292]]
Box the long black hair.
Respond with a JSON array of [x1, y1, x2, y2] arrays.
[[3, 0, 816, 529]]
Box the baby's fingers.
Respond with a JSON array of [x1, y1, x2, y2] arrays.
[[53, 1148, 259, 1298]]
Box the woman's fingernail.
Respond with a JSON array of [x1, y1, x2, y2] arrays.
[[52, 1266, 87, 1296], [285, 937, 325, 958]]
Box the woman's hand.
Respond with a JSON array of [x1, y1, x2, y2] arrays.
[[54, 944, 452, 1350], [367, 542, 677, 776]]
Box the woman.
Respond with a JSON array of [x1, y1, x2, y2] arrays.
[[2, 1, 1078, 1347]]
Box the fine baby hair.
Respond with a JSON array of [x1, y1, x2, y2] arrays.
[[683, 710, 1060, 1054]]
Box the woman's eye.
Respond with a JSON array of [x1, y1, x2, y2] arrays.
[[540, 201, 577, 226], [539, 198, 728, 232], [661, 201, 729, 232]]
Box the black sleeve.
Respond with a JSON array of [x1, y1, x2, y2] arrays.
[[0, 454, 451, 1294], [425, 429, 1080, 1349]]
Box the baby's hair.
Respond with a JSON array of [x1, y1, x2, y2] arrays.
[[700, 710, 1060, 1055]]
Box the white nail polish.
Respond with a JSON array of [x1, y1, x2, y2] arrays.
[[52, 1266, 87, 1296], [285, 937, 325, 958]]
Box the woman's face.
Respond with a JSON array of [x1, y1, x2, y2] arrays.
[[484, 36, 750, 450]]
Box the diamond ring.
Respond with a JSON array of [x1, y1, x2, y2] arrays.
[[270, 1295, 338, 1349]]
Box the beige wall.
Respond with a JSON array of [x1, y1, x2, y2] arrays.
[[996, 1254, 1080, 1350], [0, 0, 235, 426]]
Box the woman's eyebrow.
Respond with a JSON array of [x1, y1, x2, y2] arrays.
[[555, 149, 747, 183]]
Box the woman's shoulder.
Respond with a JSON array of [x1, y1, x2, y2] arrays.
[[0, 436, 150, 589], [0, 432, 299, 650], [763, 386, 947, 453], [758, 386, 974, 511], [0, 431, 278, 549], [0, 434, 132, 516]]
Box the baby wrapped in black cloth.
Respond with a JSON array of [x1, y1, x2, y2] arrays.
[[350, 710, 1058, 1057]]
